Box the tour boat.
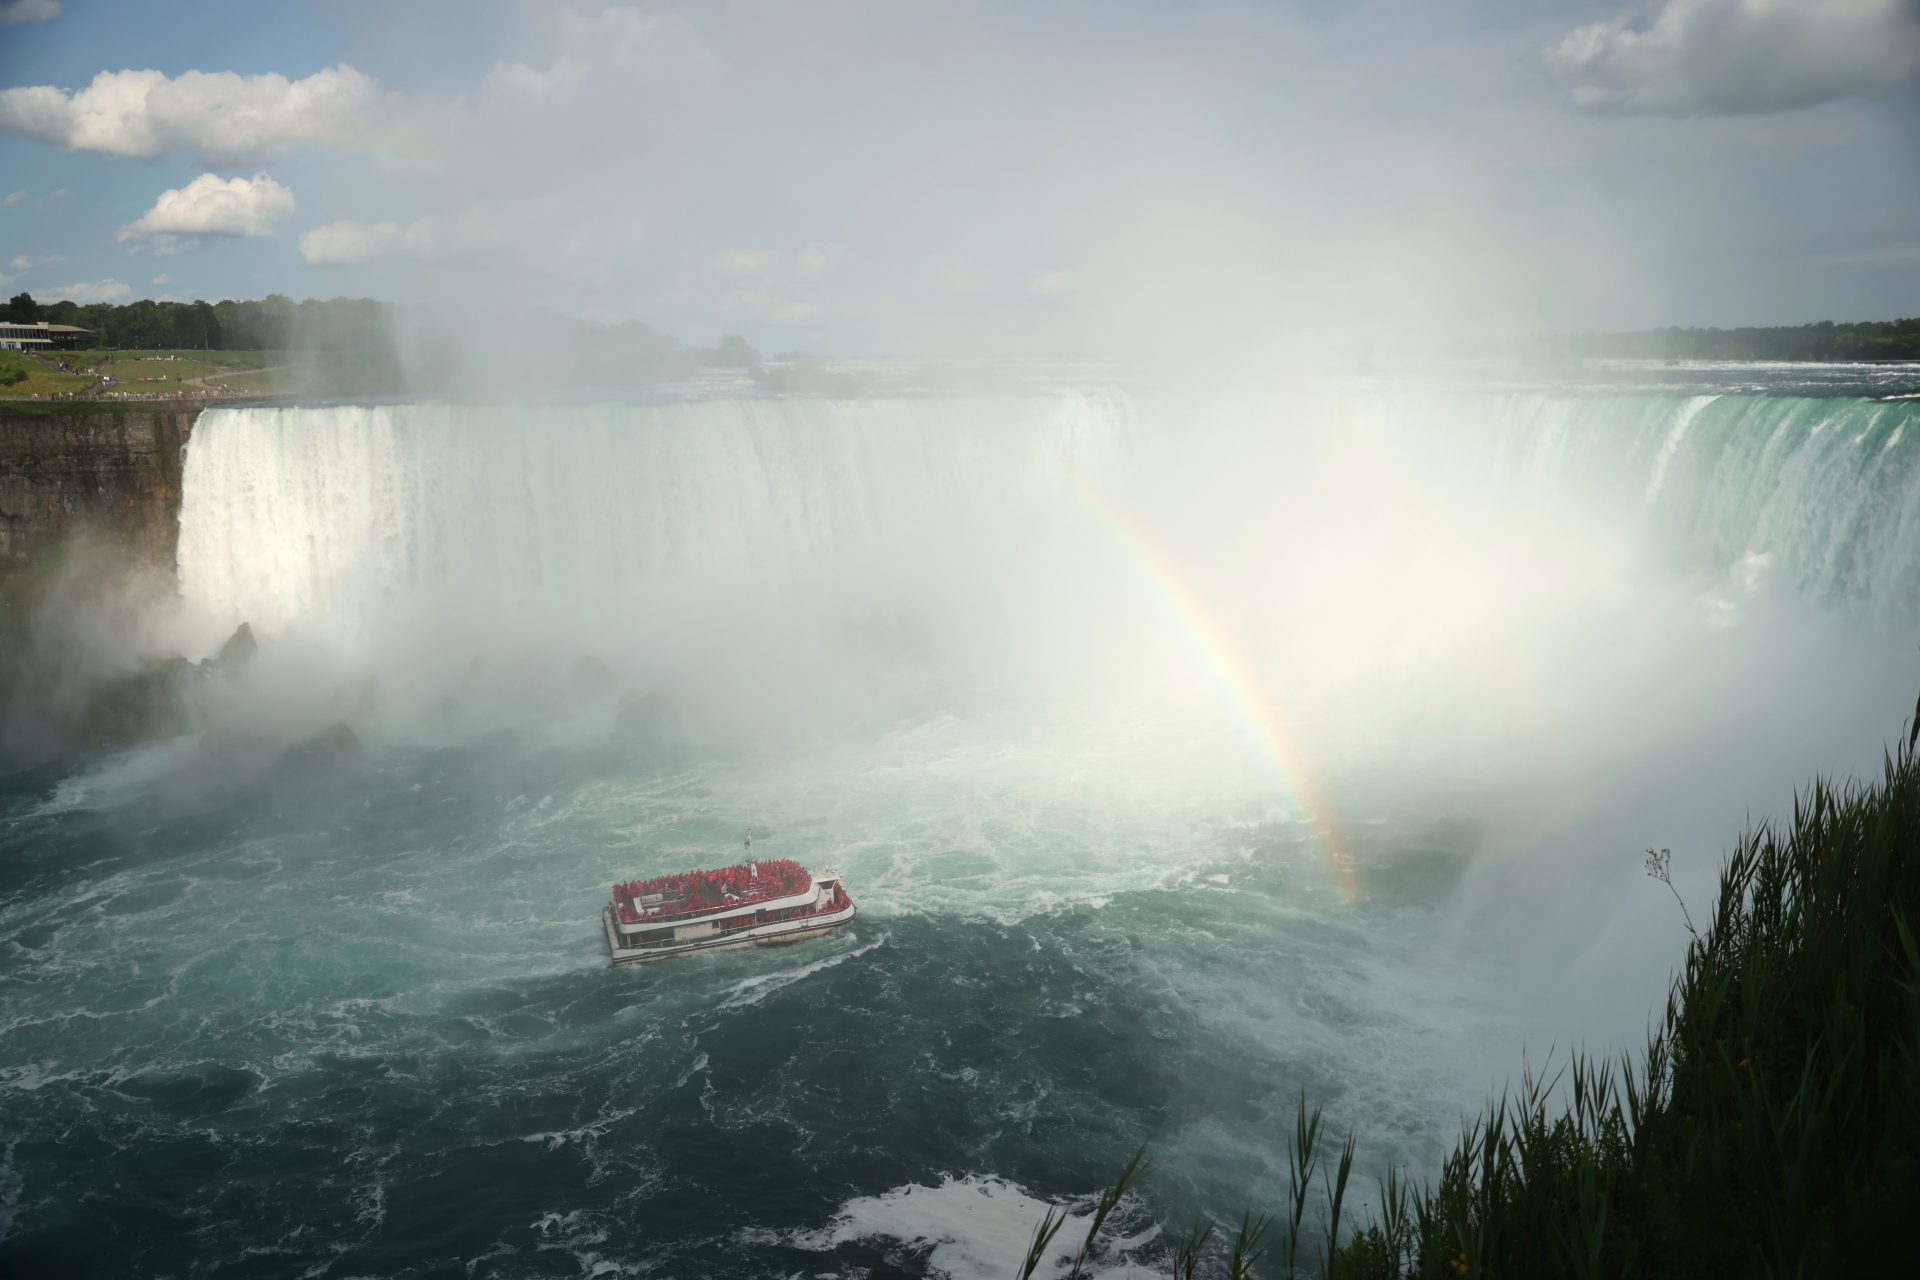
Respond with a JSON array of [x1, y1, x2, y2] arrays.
[[603, 842, 856, 965]]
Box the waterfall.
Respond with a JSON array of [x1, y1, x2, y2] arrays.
[[176, 389, 1920, 698], [177, 394, 1131, 646]]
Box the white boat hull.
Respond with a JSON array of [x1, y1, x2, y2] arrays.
[[603, 902, 858, 965]]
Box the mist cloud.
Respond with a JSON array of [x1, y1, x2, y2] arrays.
[[1549, 0, 1920, 115]]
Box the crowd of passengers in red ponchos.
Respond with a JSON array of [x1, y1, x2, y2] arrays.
[[613, 858, 812, 925]]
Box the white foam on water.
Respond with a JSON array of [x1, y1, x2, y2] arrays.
[[716, 931, 890, 1011], [27, 734, 203, 818], [787, 1174, 1163, 1280]]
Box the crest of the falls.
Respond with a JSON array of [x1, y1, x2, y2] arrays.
[[178, 390, 1920, 663], [176, 394, 1131, 645]]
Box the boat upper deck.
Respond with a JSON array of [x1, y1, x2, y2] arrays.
[[612, 857, 815, 926]]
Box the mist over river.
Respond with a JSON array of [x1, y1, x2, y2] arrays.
[[4, 368, 1919, 1277]]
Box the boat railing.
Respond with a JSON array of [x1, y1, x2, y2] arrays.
[[615, 892, 853, 950], [615, 863, 814, 926]]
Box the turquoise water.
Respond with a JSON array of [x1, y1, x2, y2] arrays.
[[4, 379, 1918, 1276], [0, 715, 1500, 1278]]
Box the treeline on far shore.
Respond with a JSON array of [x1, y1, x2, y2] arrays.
[[1570, 316, 1920, 362], [6, 290, 398, 353], [3, 290, 750, 377], [10, 289, 1920, 370], [2, 290, 876, 396]]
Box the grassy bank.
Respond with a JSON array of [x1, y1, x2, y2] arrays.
[[0, 349, 304, 400], [1038, 707, 1920, 1278], [0, 351, 95, 397]]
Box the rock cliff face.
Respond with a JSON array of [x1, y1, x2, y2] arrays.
[[0, 404, 204, 578], [1, 404, 209, 762]]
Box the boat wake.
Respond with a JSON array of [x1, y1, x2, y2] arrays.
[[716, 930, 891, 1011]]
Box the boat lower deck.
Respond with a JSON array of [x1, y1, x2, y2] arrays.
[[603, 902, 858, 965]]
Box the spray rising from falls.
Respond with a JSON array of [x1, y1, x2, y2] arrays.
[[172, 388, 1920, 894]]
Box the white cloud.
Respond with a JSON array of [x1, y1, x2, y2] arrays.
[[702, 246, 841, 322], [480, 9, 716, 104], [794, 244, 841, 281], [118, 173, 295, 253], [1029, 271, 1072, 298], [1, 192, 24, 208], [717, 290, 819, 325], [713, 245, 844, 283], [0, 0, 60, 26], [713, 247, 780, 278], [50, 187, 70, 198], [46, 278, 132, 304], [1549, 0, 1920, 115], [299, 215, 467, 266], [0, 65, 387, 165], [151, 273, 170, 285], [300, 202, 586, 267], [0, 13, 712, 170], [9, 255, 30, 272]]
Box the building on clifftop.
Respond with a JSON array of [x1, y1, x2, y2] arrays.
[[0, 321, 96, 351]]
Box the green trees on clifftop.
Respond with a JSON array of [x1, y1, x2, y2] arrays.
[[1572, 317, 1920, 361]]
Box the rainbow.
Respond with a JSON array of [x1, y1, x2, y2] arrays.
[[1081, 486, 1361, 900]]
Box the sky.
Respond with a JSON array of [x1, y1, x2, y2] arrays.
[[0, 0, 1916, 357]]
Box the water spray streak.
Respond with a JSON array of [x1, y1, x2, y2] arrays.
[[1080, 485, 1362, 900]]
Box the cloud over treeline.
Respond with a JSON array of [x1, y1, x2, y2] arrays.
[[1550, 0, 1920, 115], [118, 174, 295, 253], [299, 217, 451, 266], [43, 278, 130, 304]]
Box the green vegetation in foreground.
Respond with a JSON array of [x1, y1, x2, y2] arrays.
[[1040, 708, 1920, 1278]]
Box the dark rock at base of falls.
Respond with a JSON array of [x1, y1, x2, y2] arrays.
[[195, 720, 363, 787], [80, 656, 197, 746], [206, 622, 257, 679], [10, 619, 262, 762], [570, 654, 620, 700], [288, 720, 361, 763], [612, 689, 689, 764]]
